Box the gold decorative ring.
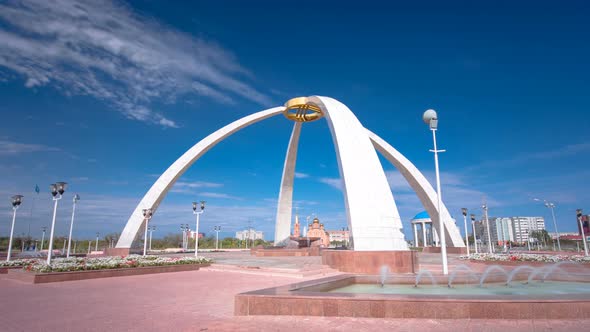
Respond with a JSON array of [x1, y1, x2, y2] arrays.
[[283, 97, 323, 122]]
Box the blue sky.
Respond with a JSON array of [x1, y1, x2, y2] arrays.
[[0, 0, 589, 242]]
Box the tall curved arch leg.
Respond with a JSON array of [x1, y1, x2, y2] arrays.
[[367, 129, 465, 247], [116, 107, 284, 248], [309, 96, 408, 251], [274, 122, 302, 245]]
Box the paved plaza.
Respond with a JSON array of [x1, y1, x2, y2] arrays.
[[0, 251, 588, 331]]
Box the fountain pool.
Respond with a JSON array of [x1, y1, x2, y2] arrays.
[[235, 263, 590, 319], [328, 281, 590, 296]]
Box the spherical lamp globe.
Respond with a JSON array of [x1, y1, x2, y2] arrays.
[[422, 109, 437, 124]]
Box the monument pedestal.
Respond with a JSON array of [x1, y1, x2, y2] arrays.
[[321, 250, 418, 274], [104, 248, 135, 256], [422, 246, 467, 254]]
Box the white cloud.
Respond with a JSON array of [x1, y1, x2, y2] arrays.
[[318, 177, 343, 190], [467, 142, 590, 172], [318, 170, 499, 218], [200, 192, 241, 200], [522, 142, 590, 161], [294, 172, 310, 179], [170, 181, 225, 194], [0, 140, 59, 155], [0, 0, 272, 128], [174, 181, 223, 189]]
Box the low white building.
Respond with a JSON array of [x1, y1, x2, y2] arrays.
[[235, 229, 264, 241]]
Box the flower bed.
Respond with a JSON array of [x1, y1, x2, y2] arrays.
[[5, 255, 212, 284], [20, 255, 211, 273], [0, 259, 39, 273], [0, 259, 39, 268], [461, 252, 590, 264]]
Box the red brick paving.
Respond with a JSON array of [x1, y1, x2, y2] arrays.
[[0, 254, 588, 331]]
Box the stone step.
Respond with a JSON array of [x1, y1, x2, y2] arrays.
[[203, 263, 340, 278]]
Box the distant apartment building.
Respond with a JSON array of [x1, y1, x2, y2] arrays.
[[235, 229, 264, 241], [475, 216, 545, 245], [512, 217, 545, 244], [326, 229, 350, 244]]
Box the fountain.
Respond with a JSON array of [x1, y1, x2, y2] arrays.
[[447, 264, 478, 288], [505, 265, 536, 286], [236, 261, 590, 319], [478, 265, 511, 287], [414, 270, 438, 287]]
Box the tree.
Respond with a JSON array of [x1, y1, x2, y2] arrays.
[[103, 233, 120, 248], [530, 230, 552, 247]]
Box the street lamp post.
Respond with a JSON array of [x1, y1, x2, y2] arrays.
[[40, 226, 46, 251], [47, 182, 67, 265], [142, 209, 153, 256], [498, 218, 507, 253], [213, 226, 221, 250], [526, 230, 532, 251], [470, 214, 479, 254], [192, 201, 206, 258], [181, 224, 190, 250], [95, 232, 100, 252], [184, 224, 189, 250], [577, 209, 588, 256], [148, 225, 156, 251], [423, 109, 448, 275], [534, 199, 561, 251], [180, 224, 185, 250], [66, 194, 80, 258], [482, 204, 493, 254], [7, 195, 23, 261], [461, 208, 470, 256]]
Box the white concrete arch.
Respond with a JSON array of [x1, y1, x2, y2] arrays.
[[305, 96, 408, 250], [273, 96, 463, 248], [116, 107, 284, 248], [367, 130, 465, 247], [118, 96, 462, 251], [274, 122, 302, 245]]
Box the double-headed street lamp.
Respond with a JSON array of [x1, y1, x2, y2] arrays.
[[180, 224, 189, 250], [533, 198, 561, 251], [40, 226, 46, 251], [461, 208, 470, 256], [7, 195, 23, 261], [213, 225, 221, 250], [423, 109, 448, 275], [470, 214, 479, 253], [39, 226, 47, 251], [192, 201, 206, 258], [142, 209, 153, 256], [66, 194, 80, 258], [148, 225, 156, 251], [577, 209, 588, 256], [47, 182, 67, 264]]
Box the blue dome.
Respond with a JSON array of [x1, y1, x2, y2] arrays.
[[412, 211, 430, 220]]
